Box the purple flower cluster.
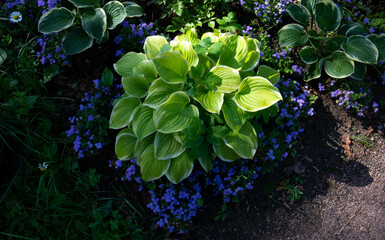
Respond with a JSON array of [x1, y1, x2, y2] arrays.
[[292, 65, 305, 76], [253, 0, 294, 24], [66, 78, 123, 158], [272, 48, 291, 60], [3, 0, 25, 9], [115, 21, 157, 56], [330, 88, 369, 116], [36, 35, 68, 66]]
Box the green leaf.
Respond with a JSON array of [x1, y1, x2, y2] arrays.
[[234, 76, 282, 112], [134, 134, 155, 165], [367, 34, 385, 62], [165, 152, 194, 184], [299, 46, 319, 64], [194, 85, 224, 114], [68, 0, 99, 8], [308, 30, 323, 50], [315, 0, 341, 32], [81, 8, 107, 41], [341, 35, 378, 64], [301, 0, 316, 14], [132, 105, 156, 141], [241, 38, 261, 72], [224, 121, 257, 159], [110, 96, 141, 129], [154, 132, 186, 160], [115, 128, 137, 160], [144, 79, 183, 108], [326, 35, 347, 52], [345, 23, 366, 37], [122, 75, 149, 98], [104, 1, 127, 30], [123, 1, 145, 17], [171, 40, 199, 69], [256, 65, 280, 85], [0, 48, 7, 65], [38, 7, 74, 33], [152, 51, 188, 84], [221, 97, 246, 132], [303, 59, 324, 81], [114, 52, 147, 77], [140, 144, 170, 181], [154, 91, 199, 134], [133, 60, 157, 83], [174, 28, 200, 45], [324, 51, 354, 78], [286, 4, 311, 25], [350, 62, 367, 80], [278, 24, 309, 47], [205, 65, 241, 93], [144, 35, 168, 60], [217, 35, 248, 70], [198, 154, 214, 172], [213, 140, 240, 162], [101, 67, 113, 86], [62, 27, 93, 55]]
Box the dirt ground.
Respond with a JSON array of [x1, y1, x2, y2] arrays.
[[189, 93, 385, 240]]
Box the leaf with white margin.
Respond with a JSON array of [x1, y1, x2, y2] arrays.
[[134, 134, 154, 166], [104, 1, 127, 30], [217, 35, 248, 70], [213, 140, 241, 162], [224, 121, 257, 159], [140, 144, 170, 181], [144, 79, 183, 109], [194, 85, 224, 114], [221, 96, 245, 132], [205, 65, 241, 93], [367, 34, 385, 62], [110, 96, 141, 129], [81, 8, 107, 41], [166, 152, 194, 184], [241, 38, 260, 72], [38, 7, 75, 33], [235, 76, 282, 112], [154, 132, 186, 160], [132, 105, 156, 141], [154, 91, 199, 134], [114, 52, 147, 77], [133, 60, 157, 83], [174, 28, 199, 45], [341, 35, 378, 64], [144, 35, 168, 59], [152, 51, 188, 84], [171, 40, 199, 69], [115, 128, 137, 160], [122, 74, 149, 98], [324, 51, 354, 78]]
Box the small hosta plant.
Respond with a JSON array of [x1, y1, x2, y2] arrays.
[[278, 0, 385, 81], [38, 0, 144, 55], [109, 29, 283, 184]]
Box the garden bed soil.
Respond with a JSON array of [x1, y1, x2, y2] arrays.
[[189, 93, 385, 240]]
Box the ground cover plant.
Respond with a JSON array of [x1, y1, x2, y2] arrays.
[[1, 0, 384, 239]]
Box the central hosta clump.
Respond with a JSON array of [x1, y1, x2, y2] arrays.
[[109, 29, 282, 184]]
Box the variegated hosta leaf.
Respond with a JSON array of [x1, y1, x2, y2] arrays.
[[241, 38, 260, 72], [154, 91, 199, 134], [134, 134, 154, 166], [114, 52, 147, 77], [217, 35, 248, 70], [324, 51, 354, 78], [144, 79, 183, 109], [152, 51, 189, 84], [170, 40, 199, 69], [221, 97, 245, 132], [198, 154, 214, 172], [115, 128, 137, 160], [224, 121, 257, 159], [213, 140, 241, 162], [143, 35, 168, 59], [109, 96, 141, 129], [341, 35, 378, 64], [256, 65, 280, 85], [194, 85, 224, 114], [235, 76, 282, 112], [122, 75, 149, 98], [81, 8, 107, 41], [173, 28, 199, 45], [367, 34, 385, 62], [166, 152, 194, 184], [132, 105, 156, 141], [103, 1, 127, 30], [154, 132, 186, 160], [133, 60, 157, 83], [140, 144, 170, 181], [205, 65, 241, 93]]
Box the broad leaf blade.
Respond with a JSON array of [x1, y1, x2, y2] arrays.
[[286, 4, 311, 25], [278, 24, 309, 47], [133, 60, 157, 83], [194, 86, 224, 114], [104, 1, 127, 30], [152, 51, 188, 84], [38, 7, 74, 33], [299, 46, 319, 64], [114, 52, 147, 77], [110, 96, 141, 129], [115, 128, 137, 160], [341, 35, 378, 64], [122, 75, 149, 98], [198, 154, 214, 172], [241, 38, 261, 72], [303, 59, 324, 81], [140, 144, 170, 181], [171, 40, 199, 69], [0, 48, 7, 65], [62, 27, 93, 55], [154, 132, 186, 160], [217, 35, 248, 70], [132, 105, 156, 141], [350, 62, 366, 80], [81, 8, 107, 41], [205, 65, 241, 93], [144, 79, 183, 108], [123, 1, 145, 17], [324, 51, 354, 78], [224, 121, 257, 159], [367, 34, 385, 62], [166, 152, 194, 184], [256, 65, 280, 85], [144, 35, 168, 60], [68, 0, 99, 8], [315, 0, 341, 32], [213, 140, 240, 162], [221, 97, 246, 132]]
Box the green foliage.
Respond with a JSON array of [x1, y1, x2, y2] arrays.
[[38, 0, 144, 55], [278, 0, 384, 81], [110, 30, 283, 184]]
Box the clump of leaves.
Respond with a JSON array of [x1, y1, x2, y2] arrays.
[[110, 29, 282, 184], [278, 0, 385, 81]]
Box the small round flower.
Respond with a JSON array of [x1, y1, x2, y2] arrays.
[[38, 162, 49, 172], [10, 12, 22, 23]]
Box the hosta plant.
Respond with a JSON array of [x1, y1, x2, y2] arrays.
[[38, 0, 144, 55], [109, 29, 283, 184], [278, 0, 385, 81]]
